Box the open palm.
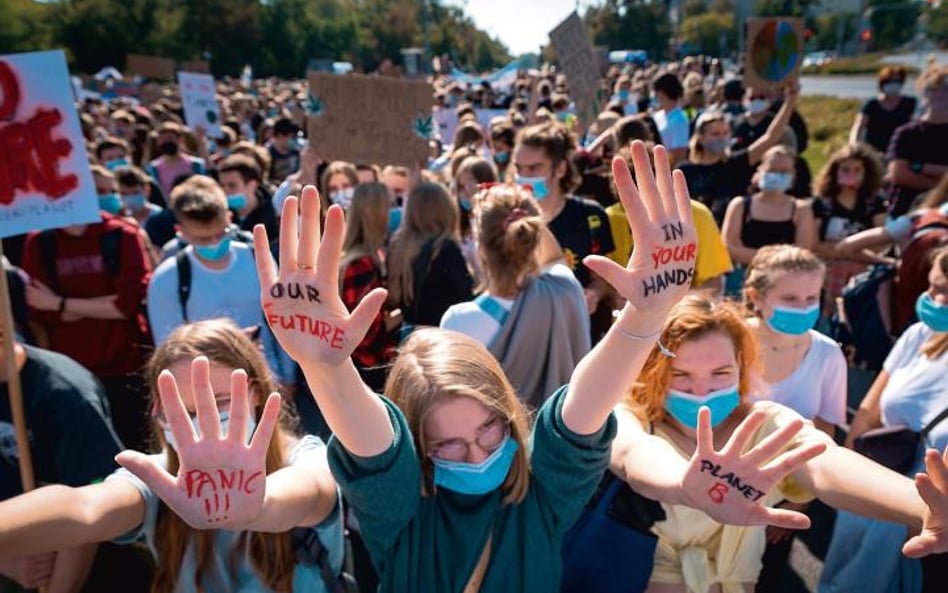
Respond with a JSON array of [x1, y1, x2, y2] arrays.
[[680, 408, 827, 530], [584, 141, 698, 316], [116, 357, 281, 530], [254, 186, 387, 367], [904, 448, 948, 558]]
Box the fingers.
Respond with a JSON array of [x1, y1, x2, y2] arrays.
[[903, 532, 940, 558], [696, 406, 714, 455], [279, 195, 299, 271], [253, 225, 277, 288], [228, 369, 251, 445], [248, 392, 282, 457], [157, 370, 197, 448], [582, 255, 631, 295], [348, 288, 389, 345], [316, 204, 346, 300], [629, 141, 661, 222], [719, 409, 768, 458], [298, 185, 321, 269], [740, 417, 804, 466], [915, 472, 946, 515], [191, 357, 222, 441], [760, 441, 827, 481], [652, 145, 678, 219], [611, 153, 650, 240], [116, 450, 178, 503], [925, 448, 948, 493], [758, 506, 811, 531], [672, 170, 695, 232]]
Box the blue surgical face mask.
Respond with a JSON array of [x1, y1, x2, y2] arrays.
[[98, 193, 123, 215], [388, 207, 403, 234], [760, 171, 793, 193], [459, 197, 472, 212], [515, 175, 549, 200], [494, 151, 509, 165], [432, 436, 519, 495], [703, 137, 730, 154], [618, 89, 630, 101], [765, 303, 820, 336], [881, 81, 903, 96], [748, 98, 770, 114], [664, 384, 740, 429], [227, 193, 248, 211], [194, 236, 232, 261], [123, 193, 147, 211], [104, 158, 130, 171], [162, 411, 257, 451], [556, 111, 570, 123], [916, 293, 948, 332]]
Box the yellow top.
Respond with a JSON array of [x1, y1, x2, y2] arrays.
[[649, 402, 833, 593], [606, 200, 733, 287]]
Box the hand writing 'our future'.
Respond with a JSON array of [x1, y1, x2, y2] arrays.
[[254, 186, 387, 367]]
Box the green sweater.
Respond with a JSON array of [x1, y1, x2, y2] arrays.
[[327, 385, 616, 593]]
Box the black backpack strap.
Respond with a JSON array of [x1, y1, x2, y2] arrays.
[[175, 250, 191, 322], [37, 230, 60, 293], [920, 406, 948, 440], [99, 228, 124, 277], [292, 527, 344, 593]]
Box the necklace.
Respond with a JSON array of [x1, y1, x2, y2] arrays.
[[760, 339, 808, 353]]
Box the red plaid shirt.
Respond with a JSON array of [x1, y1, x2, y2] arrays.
[[342, 254, 396, 368]]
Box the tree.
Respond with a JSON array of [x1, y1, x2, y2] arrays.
[[929, 1, 948, 47], [584, 0, 672, 60], [680, 13, 737, 56], [866, 0, 921, 50], [753, 0, 821, 17]]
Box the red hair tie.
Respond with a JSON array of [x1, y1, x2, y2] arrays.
[[503, 208, 529, 230]]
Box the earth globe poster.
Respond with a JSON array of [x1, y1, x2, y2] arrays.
[[745, 18, 804, 90]]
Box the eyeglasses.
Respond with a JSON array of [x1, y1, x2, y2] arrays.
[[427, 416, 510, 462]]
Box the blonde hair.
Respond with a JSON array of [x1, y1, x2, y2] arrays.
[[341, 182, 391, 273], [145, 319, 295, 593], [626, 296, 760, 423], [688, 112, 728, 163], [916, 57, 948, 94], [475, 184, 542, 296], [743, 245, 825, 313], [922, 248, 948, 359], [385, 328, 531, 504]]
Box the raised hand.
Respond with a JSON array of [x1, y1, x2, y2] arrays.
[[116, 357, 281, 530], [680, 408, 827, 530], [903, 448, 948, 557], [254, 186, 387, 367], [584, 141, 697, 317]]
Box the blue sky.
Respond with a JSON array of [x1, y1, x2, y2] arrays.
[[443, 0, 603, 56]]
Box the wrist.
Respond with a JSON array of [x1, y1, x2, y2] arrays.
[[614, 303, 666, 337], [57, 297, 67, 315]]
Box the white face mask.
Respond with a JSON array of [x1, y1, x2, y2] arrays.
[[329, 187, 355, 210], [161, 411, 257, 450]]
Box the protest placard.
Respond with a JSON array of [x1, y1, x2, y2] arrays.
[[181, 60, 211, 74], [433, 106, 458, 145], [178, 71, 222, 137], [744, 18, 804, 91], [549, 11, 601, 124], [0, 50, 101, 238], [126, 53, 176, 80], [307, 73, 433, 167]]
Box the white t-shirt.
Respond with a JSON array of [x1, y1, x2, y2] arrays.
[[652, 106, 690, 150], [881, 321, 948, 451], [764, 330, 847, 426], [440, 263, 578, 347]]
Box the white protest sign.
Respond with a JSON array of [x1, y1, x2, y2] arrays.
[[178, 71, 222, 137], [0, 50, 100, 238]]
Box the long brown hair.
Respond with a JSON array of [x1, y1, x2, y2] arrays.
[[813, 143, 883, 205], [145, 319, 295, 593], [475, 184, 542, 296], [387, 182, 459, 306], [341, 182, 391, 273], [385, 328, 531, 504], [922, 248, 948, 359], [627, 296, 760, 423]]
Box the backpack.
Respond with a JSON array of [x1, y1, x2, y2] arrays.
[[292, 527, 361, 593], [174, 227, 254, 321], [894, 209, 948, 333], [833, 263, 896, 371]]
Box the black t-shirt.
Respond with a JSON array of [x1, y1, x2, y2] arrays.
[[267, 144, 301, 184], [861, 96, 917, 155], [812, 194, 887, 241], [885, 120, 948, 217], [407, 238, 474, 327], [548, 196, 615, 287], [731, 105, 809, 153], [677, 151, 754, 225], [0, 346, 123, 499]]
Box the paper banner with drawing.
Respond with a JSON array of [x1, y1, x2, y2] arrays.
[[307, 73, 432, 167], [549, 11, 601, 124], [0, 50, 100, 238], [744, 18, 804, 91], [126, 53, 176, 80], [178, 71, 222, 137]]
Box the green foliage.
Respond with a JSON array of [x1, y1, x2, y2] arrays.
[[583, 0, 672, 61], [930, 2, 948, 47], [753, 0, 821, 17], [797, 94, 861, 176], [0, 0, 510, 77], [680, 13, 737, 56], [866, 0, 921, 50], [812, 12, 857, 52]]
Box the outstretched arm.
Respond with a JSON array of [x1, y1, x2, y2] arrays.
[[563, 142, 696, 435]]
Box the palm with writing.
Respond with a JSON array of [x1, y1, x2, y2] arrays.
[[584, 141, 698, 318], [116, 357, 281, 530], [253, 186, 387, 367], [903, 448, 948, 557], [680, 408, 827, 530]]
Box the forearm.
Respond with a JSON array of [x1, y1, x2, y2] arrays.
[[611, 422, 689, 505], [727, 243, 758, 266], [562, 303, 663, 435], [844, 405, 882, 448], [47, 544, 97, 593], [245, 458, 338, 533], [63, 295, 126, 320], [802, 445, 925, 529], [300, 360, 394, 457], [922, 163, 948, 179]]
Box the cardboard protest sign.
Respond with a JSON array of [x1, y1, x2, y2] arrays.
[[178, 71, 222, 137], [126, 53, 176, 80], [744, 18, 804, 91], [307, 73, 433, 167], [433, 106, 457, 145], [180, 60, 211, 74], [0, 50, 101, 238], [550, 11, 601, 124]]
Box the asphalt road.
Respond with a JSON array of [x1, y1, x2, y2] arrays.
[[800, 50, 948, 100]]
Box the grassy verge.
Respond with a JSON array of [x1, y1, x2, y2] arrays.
[[797, 94, 862, 176], [801, 52, 919, 75]]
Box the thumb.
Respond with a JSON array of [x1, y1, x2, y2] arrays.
[[116, 450, 177, 501], [583, 255, 629, 293], [903, 532, 939, 558], [348, 288, 388, 341]]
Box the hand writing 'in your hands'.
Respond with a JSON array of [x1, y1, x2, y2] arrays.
[[681, 407, 827, 530], [584, 141, 698, 317], [116, 357, 281, 530], [254, 186, 387, 367]]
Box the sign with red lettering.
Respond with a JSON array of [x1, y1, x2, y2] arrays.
[[178, 71, 222, 137], [0, 50, 100, 238]]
